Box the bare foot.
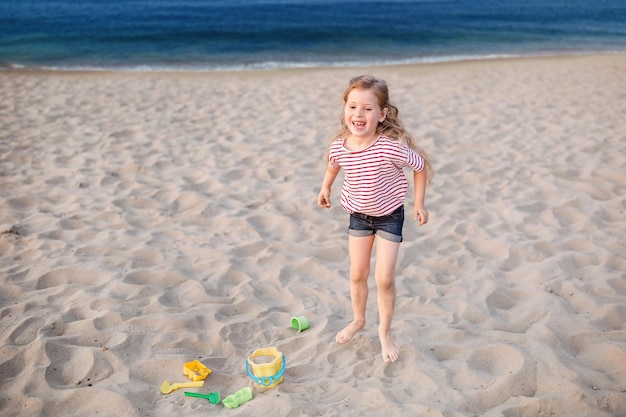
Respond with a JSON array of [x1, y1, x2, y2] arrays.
[[335, 320, 365, 344], [380, 332, 399, 363]]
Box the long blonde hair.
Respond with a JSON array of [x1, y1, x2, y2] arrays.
[[332, 74, 433, 185]]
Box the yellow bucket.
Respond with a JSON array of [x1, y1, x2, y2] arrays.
[[246, 347, 285, 389]]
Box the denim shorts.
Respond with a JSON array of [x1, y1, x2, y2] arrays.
[[348, 205, 404, 243]]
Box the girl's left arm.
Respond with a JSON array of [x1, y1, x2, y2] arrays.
[[413, 169, 429, 226]]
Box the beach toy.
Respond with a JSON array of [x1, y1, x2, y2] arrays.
[[291, 316, 309, 332], [222, 387, 253, 409], [184, 391, 221, 404], [183, 359, 212, 381], [208, 391, 221, 404], [160, 380, 204, 394], [246, 346, 286, 389]]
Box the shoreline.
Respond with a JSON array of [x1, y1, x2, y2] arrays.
[[2, 50, 626, 76]]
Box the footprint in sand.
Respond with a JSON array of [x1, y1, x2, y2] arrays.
[[570, 332, 626, 390], [0, 314, 16, 337], [7, 195, 39, 211], [10, 317, 45, 346], [45, 342, 94, 387], [443, 344, 534, 411], [36, 268, 111, 290], [219, 321, 265, 350], [44, 340, 115, 388], [123, 270, 186, 287], [501, 397, 610, 417], [577, 342, 626, 387], [485, 287, 548, 333], [246, 213, 297, 240]]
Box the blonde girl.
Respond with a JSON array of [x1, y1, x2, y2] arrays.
[[318, 75, 432, 363]]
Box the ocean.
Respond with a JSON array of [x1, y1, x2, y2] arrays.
[[1, 0, 625, 71]]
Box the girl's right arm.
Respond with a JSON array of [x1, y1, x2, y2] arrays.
[[318, 165, 340, 208]]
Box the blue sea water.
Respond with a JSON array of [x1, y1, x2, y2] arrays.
[[0, 0, 625, 71]]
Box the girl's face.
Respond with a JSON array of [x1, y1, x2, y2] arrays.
[[344, 88, 387, 142]]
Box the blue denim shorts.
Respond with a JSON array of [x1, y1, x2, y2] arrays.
[[348, 205, 404, 243]]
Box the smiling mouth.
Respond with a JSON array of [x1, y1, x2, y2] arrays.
[[353, 121, 365, 128]]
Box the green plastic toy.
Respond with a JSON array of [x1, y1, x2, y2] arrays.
[[184, 391, 221, 404], [222, 387, 253, 409]]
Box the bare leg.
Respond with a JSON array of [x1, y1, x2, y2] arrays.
[[336, 234, 374, 344], [375, 237, 401, 363]]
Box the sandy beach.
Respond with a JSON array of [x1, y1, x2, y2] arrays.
[[1, 54, 625, 416]]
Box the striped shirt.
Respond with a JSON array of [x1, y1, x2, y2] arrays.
[[328, 135, 424, 216]]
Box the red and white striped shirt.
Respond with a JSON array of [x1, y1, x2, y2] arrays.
[[328, 135, 424, 216]]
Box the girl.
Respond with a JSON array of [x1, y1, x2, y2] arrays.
[[317, 75, 433, 363]]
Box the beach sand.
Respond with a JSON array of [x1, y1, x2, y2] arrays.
[[1, 54, 625, 417]]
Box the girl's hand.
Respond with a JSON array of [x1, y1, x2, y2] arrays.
[[414, 206, 429, 226], [319, 166, 340, 209], [318, 190, 331, 208]]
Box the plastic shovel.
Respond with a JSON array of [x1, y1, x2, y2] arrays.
[[184, 391, 221, 404], [160, 380, 204, 394]]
